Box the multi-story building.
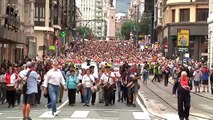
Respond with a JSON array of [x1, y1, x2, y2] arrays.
[[115, 13, 127, 40], [34, 0, 76, 57], [95, 0, 105, 39], [128, 0, 145, 21], [77, 0, 107, 39], [155, 0, 208, 60], [34, 0, 55, 57], [25, 0, 36, 59], [144, 0, 155, 43], [0, 0, 35, 63], [208, 0, 213, 68]]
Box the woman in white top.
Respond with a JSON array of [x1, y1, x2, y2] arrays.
[[82, 68, 95, 106]]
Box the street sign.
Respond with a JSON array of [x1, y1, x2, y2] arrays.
[[178, 48, 188, 52], [49, 46, 55, 50]]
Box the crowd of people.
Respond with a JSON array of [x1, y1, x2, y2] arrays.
[[0, 40, 213, 120], [64, 40, 159, 64]]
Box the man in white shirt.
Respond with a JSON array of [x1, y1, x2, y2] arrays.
[[43, 62, 67, 116], [100, 65, 115, 106]]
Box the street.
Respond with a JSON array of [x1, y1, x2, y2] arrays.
[[0, 91, 150, 120], [1, 76, 213, 120]]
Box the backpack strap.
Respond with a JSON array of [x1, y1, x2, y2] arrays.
[[25, 70, 32, 80]]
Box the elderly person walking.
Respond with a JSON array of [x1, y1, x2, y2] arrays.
[[43, 62, 67, 116], [173, 71, 192, 120]]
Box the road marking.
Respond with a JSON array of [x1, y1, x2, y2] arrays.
[[47, 118, 109, 120], [133, 112, 150, 120], [103, 111, 118, 113], [39, 111, 60, 118], [136, 97, 150, 115], [57, 99, 69, 110], [163, 113, 179, 120], [39, 99, 68, 118], [82, 108, 141, 112], [71, 111, 90, 118], [6, 117, 23, 119]]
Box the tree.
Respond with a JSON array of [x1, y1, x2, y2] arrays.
[[121, 13, 152, 40], [139, 13, 152, 35], [121, 20, 134, 40], [75, 26, 92, 39]]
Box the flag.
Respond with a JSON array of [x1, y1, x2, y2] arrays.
[[90, 32, 93, 41]]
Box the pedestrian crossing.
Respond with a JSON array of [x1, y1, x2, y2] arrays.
[[38, 110, 151, 120], [71, 111, 90, 118]]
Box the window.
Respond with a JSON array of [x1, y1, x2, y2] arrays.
[[196, 8, 208, 21], [172, 10, 175, 22], [180, 9, 190, 22], [34, 3, 45, 26], [40, 7, 45, 21], [34, 7, 39, 21]]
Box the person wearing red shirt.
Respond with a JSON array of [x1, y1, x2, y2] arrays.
[[5, 66, 16, 108]]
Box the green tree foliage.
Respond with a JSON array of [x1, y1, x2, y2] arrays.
[[121, 13, 152, 40], [121, 20, 134, 40], [75, 26, 92, 39], [140, 13, 152, 35]]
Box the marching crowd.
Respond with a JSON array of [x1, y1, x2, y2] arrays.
[[0, 40, 213, 120]]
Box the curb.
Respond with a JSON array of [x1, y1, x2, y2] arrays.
[[138, 91, 167, 120]]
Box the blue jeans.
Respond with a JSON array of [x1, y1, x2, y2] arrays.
[[48, 84, 59, 113], [84, 87, 92, 105]]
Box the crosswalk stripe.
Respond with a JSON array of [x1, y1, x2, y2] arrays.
[[132, 112, 150, 120], [39, 99, 68, 118], [5, 117, 23, 119], [162, 113, 179, 120], [71, 111, 90, 118], [39, 111, 60, 118]]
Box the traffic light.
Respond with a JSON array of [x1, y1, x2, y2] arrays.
[[60, 31, 66, 37]]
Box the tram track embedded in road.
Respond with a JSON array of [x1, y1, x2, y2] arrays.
[[144, 78, 213, 120], [152, 80, 213, 115], [168, 79, 213, 101]]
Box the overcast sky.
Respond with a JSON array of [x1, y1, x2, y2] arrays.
[[116, 0, 131, 13]]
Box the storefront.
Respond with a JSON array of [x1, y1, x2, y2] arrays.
[[162, 22, 208, 61]]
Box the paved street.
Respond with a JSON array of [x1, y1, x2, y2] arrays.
[[0, 91, 150, 120], [139, 76, 213, 120], [1, 77, 213, 120]]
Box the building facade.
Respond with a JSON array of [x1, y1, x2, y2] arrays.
[[77, 0, 107, 39], [208, 0, 213, 68], [128, 0, 145, 21], [0, 0, 34, 63], [155, 0, 208, 61], [115, 13, 127, 40], [34, 0, 54, 57], [34, 0, 76, 57]]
